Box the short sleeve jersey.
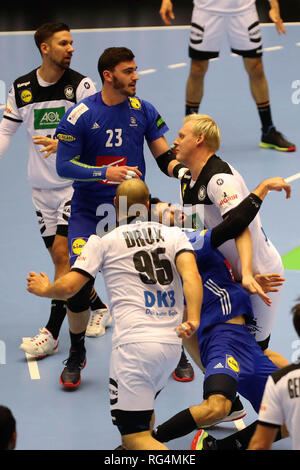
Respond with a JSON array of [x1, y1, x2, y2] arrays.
[[72, 221, 193, 348], [55, 93, 169, 199], [258, 363, 300, 450], [186, 229, 253, 341], [180, 155, 282, 280], [3, 68, 96, 189]]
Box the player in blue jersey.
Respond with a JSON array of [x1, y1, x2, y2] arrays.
[[150, 176, 291, 448], [55, 47, 189, 388]]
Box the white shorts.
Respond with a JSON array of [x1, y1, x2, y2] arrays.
[[189, 5, 263, 59], [32, 185, 73, 247], [109, 342, 181, 432]]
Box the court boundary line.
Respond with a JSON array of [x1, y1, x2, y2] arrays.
[[0, 22, 299, 36]]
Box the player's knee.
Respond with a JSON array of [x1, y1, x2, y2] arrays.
[[244, 57, 265, 80], [190, 59, 209, 78], [67, 279, 93, 313], [205, 395, 231, 422]]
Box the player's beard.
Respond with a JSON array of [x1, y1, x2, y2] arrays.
[[50, 55, 72, 71], [112, 76, 136, 97]]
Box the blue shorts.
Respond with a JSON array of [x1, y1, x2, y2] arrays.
[[200, 323, 278, 413], [68, 189, 116, 266]]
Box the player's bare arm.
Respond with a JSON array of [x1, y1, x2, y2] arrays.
[[159, 0, 175, 25], [27, 270, 89, 299], [269, 0, 286, 35], [252, 176, 291, 200], [175, 251, 202, 338]]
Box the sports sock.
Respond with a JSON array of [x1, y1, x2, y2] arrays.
[[257, 101, 274, 133], [45, 299, 67, 340], [69, 330, 86, 353], [185, 102, 200, 116], [215, 420, 284, 450], [153, 408, 197, 442], [90, 288, 107, 311]]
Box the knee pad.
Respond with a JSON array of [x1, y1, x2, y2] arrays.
[[67, 279, 94, 313]]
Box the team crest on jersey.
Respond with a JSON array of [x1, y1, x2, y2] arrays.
[[226, 355, 240, 374], [64, 85, 74, 100], [20, 89, 32, 103], [128, 97, 141, 110], [198, 185, 206, 201], [72, 238, 88, 255]]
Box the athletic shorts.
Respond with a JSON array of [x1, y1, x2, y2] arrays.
[[200, 323, 278, 413], [110, 342, 181, 435], [189, 5, 263, 60], [32, 185, 73, 248], [68, 189, 116, 266]]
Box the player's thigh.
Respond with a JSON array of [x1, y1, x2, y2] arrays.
[[228, 7, 263, 58], [32, 188, 59, 248], [110, 343, 181, 435], [189, 8, 225, 60]]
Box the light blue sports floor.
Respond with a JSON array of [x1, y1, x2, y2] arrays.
[[0, 24, 299, 451]]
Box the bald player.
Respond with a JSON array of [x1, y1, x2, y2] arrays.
[[26, 179, 203, 450]]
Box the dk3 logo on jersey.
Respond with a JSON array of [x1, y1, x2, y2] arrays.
[[226, 355, 240, 374], [71, 238, 88, 255]]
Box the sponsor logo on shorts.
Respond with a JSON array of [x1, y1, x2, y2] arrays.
[[226, 355, 240, 373], [72, 238, 88, 255], [34, 107, 66, 129]]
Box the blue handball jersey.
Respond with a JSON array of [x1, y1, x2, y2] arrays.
[[55, 92, 169, 198], [186, 229, 254, 340]]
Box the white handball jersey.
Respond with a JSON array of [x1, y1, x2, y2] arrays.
[[193, 0, 256, 15], [72, 220, 194, 349], [0, 68, 96, 190], [180, 155, 283, 281], [258, 363, 300, 450]]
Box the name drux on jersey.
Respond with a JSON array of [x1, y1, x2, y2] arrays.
[[122, 226, 165, 248]]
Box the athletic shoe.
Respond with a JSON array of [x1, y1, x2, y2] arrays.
[[191, 430, 217, 450], [20, 328, 59, 359], [85, 307, 112, 337], [59, 349, 86, 389], [173, 347, 195, 382], [260, 127, 296, 152], [202, 395, 246, 428]]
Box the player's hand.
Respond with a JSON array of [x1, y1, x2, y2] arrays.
[[266, 177, 291, 198], [27, 271, 50, 297], [175, 320, 199, 339], [159, 0, 175, 25], [254, 273, 285, 293], [241, 274, 272, 306], [33, 136, 58, 158], [269, 7, 286, 35], [105, 165, 142, 182]]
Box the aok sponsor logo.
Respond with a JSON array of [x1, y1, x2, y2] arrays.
[[34, 107, 65, 129]]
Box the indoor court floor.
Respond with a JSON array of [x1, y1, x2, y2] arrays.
[[0, 23, 299, 451]]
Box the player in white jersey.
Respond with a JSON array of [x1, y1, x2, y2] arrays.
[[249, 301, 300, 450], [26, 178, 203, 450], [174, 113, 289, 368], [159, 0, 295, 152], [0, 23, 108, 358]]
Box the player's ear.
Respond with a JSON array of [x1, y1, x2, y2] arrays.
[[113, 196, 116, 207], [103, 69, 113, 83], [196, 133, 204, 146]]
